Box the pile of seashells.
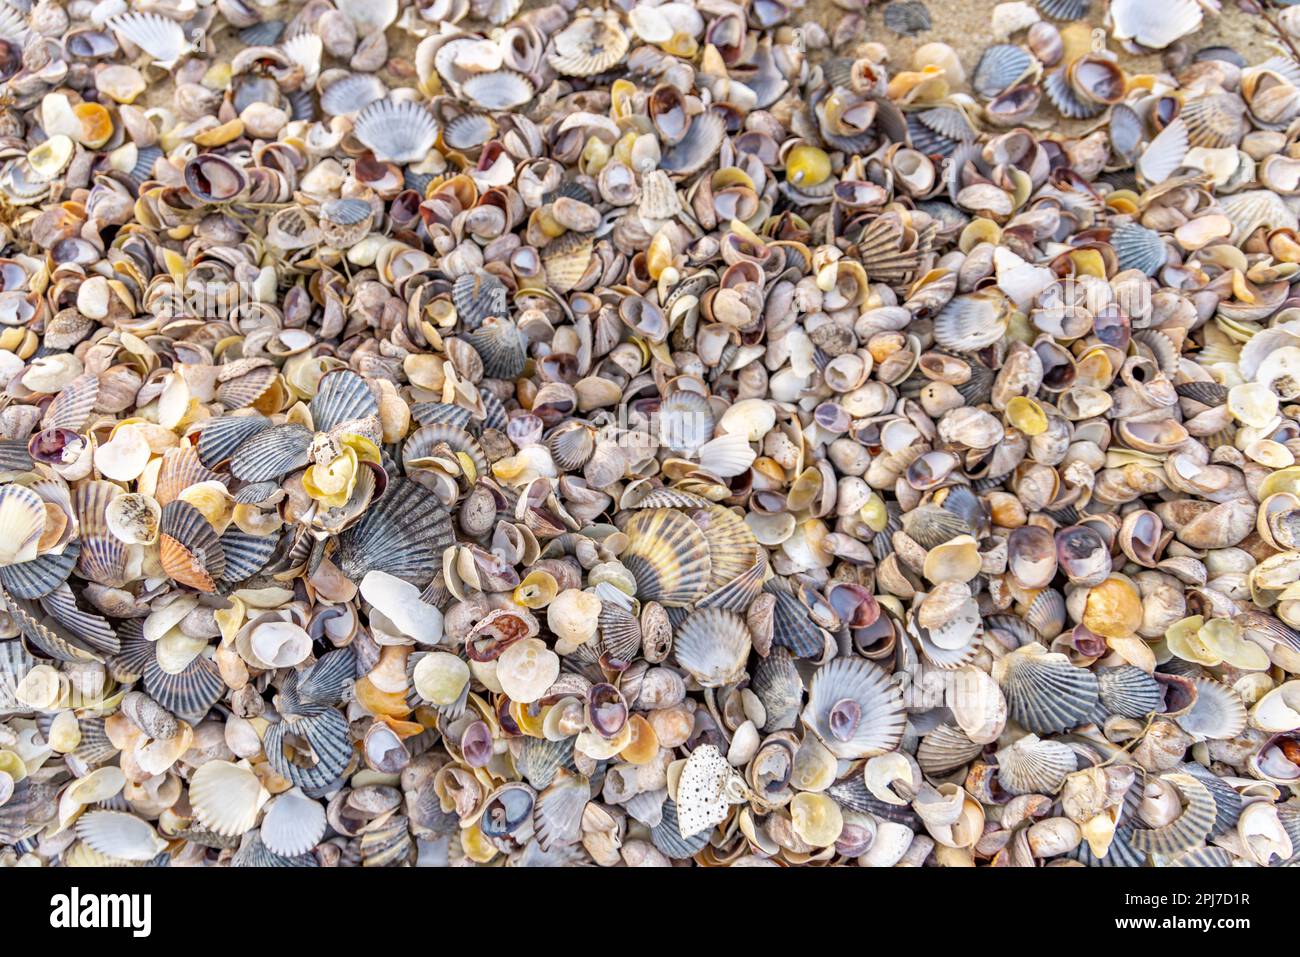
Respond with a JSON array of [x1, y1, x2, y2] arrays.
[[5, 0, 1300, 868]]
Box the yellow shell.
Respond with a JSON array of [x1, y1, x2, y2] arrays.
[[302, 446, 359, 508], [786, 145, 832, 189], [1005, 396, 1048, 436]]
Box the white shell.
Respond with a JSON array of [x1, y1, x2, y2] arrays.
[[353, 99, 439, 165], [260, 787, 327, 856], [189, 760, 270, 837], [74, 810, 168, 862], [1137, 118, 1189, 185], [1110, 0, 1202, 50], [109, 12, 189, 66], [360, 570, 445, 645]]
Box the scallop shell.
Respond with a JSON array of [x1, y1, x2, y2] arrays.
[[452, 272, 508, 331], [229, 423, 313, 482], [108, 12, 188, 66], [883, 1, 932, 35], [1181, 93, 1249, 149], [995, 735, 1077, 795], [279, 648, 356, 718], [159, 500, 226, 592], [997, 648, 1100, 734], [402, 423, 489, 478], [750, 647, 803, 731], [232, 833, 317, 868], [74, 810, 167, 862], [0, 485, 46, 567], [462, 70, 535, 110], [1096, 666, 1163, 718], [444, 112, 497, 151], [765, 578, 827, 658], [546, 422, 597, 472], [697, 556, 767, 613], [335, 478, 454, 586], [40, 584, 118, 656], [542, 231, 594, 294], [547, 12, 629, 77], [660, 112, 727, 176], [310, 369, 378, 433], [1037, 0, 1088, 18], [1177, 678, 1248, 740], [517, 736, 577, 791], [1110, 0, 1201, 49], [353, 99, 439, 165], [0, 542, 80, 600], [216, 365, 277, 410], [1108, 103, 1145, 162], [1127, 773, 1217, 856], [802, 656, 906, 759], [973, 45, 1035, 99], [658, 391, 715, 455], [189, 760, 271, 837], [320, 73, 387, 116], [1111, 222, 1167, 277], [621, 508, 712, 607], [260, 787, 327, 857], [196, 414, 271, 468], [1043, 68, 1102, 119], [917, 724, 983, 776], [72, 481, 128, 588], [1168, 846, 1236, 867], [155, 447, 221, 506], [410, 402, 476, 432], [42, 373, 99, 432], [673, 608, 752, 687], [1137, 118, 1189, 185], [901, 506, 972, 549], [533, 771, 588, 850], [115, 623, 225, 723], [465, 317, 527, 380], [1220, 189, 1300, 246], [264, 709, 354, 793], [932, 292, 1009, 353], [650, 797, 711, 860], [218, 530, 278, 582]]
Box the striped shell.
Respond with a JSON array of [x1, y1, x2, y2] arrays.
[[995, 735, 1077, 795], [621, 509, 712, 607], [672, 608, 752, 687], [1111, 222, 1167, 276], [159, 500, 225, 592], [802, 656, 906, 759], [353, 99, 439, 165], [997, 648, 1100, 734]]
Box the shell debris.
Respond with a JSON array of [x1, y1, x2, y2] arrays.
[[0, 0, 1298, 871]]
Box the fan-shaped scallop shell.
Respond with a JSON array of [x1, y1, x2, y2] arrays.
[[932, 293, 1008, 353], [0, 542, 79, 600], [72, 481, 128, 588], [465, 317, 527, 380], [1037, 0, 1088, 19], [310, 369, 378, 433], [917, 723, 983, 775], [650, 798, 711, 860], [542, 231, 594, 293], [902, 506, 972, 549], [621, 508, 712, 607], [750, 647, 803, 731], [661, 112, 727, 176], [462, 70, 536, 110], [228, 423, 313, 483], [765, 578, 827, 658], [264, 709, 355, 794], [1096, 666, 1163, 719], [196, 414, 271, 468], [533, 771, 588, 850], [335, 478, 454, 586], [517, 735, 577, 791], [1181, 93, 1249, 148], [1127, 773, 1217, 856], [996, 735, 1077, 795], [159, 500, 225, 591], [452, 272, 508, 331], [353, 99, 439, 165], [1177, 678, 1248, 740], [973, 45, 1035, 99], [802, 656, 906, 759], [547, 12, 629, 77], [320, 73, 387, 116], [673, 608, 752, 687], [261, 788, 327, 857], [1111, 222, 1167, 277], [998, 650, 1100, 733]]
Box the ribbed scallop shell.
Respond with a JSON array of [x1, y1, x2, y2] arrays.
[[320, 73, 387, 116], [189, 760, 270, 837], [1177, 678, 1248, 740], [917, 724, 983, 776], [264, 709, 354, 794], [621, 508, 712, 607], [673, 608, 752, 687], [932, 292, 1008, 352], [261, 788, 327, 856], [658, 391, 716, 455], [1181, 93, 1248, 148], [1044, 68, 1103, 119], [0, 439, 33, 475], [232, 833, 318, 867], [546, 422, 597, 472], [803, 656, 906, 759], [360, 814, 413, 866], [597, 596, 642, 664], [462, 69, 535, 110], [1184, 762, 1243, 837], [108, 12, 187, 63], [1109, 103, 1145, 163], [1127, 773, 1217, 856], [155, 446, 221, 505], [1220, 189, 1300, 246], [1111, 222, 1166, 277], [335, 478, 454, 586], [353, 99, 439, 165], [73, 481, 128, 588], [0, 779, 56, 844], [402, 423, 488, 478], [75, 810, 166, 862], [547, 12, 629, 76], [216, 365, 277, 411], [973, 45, 1034, 99], [229, 423, 313, 482], [1137, 118, 1189, 185], [40, 584, 118, 656], [410, 401, 476, 432], [121, 635, 224, 723], [750, 647, 803, 731], [999, 651, 1100, 733], [902, 506, 971, 549], [650, 798, 711, 860], [1096, 666, 1163, 718], [765, 578, 827, 658], [159, 500, 225, 591], [826, 776, 923, 827], [1037, 0, 1088, 19], [218, 530, 278, 582], [0, 485, 46, 567], [196, 414, 270, 468], [0, 640, 35, 715], [443, 112, 497, 151], [465, 317, 527, 380], [278, 647, 356, 718], [1023, 587, 1066, 638], [660, 112, 727, 176], [542, 231, 594, 293], [690, 505, 758, 591], [534, 771, 588, 850], [996, 735, 1077, 795], [452, 272, 508, 331], [0, 542, 79, 600], [517, 735, 576, 791], [311, 369, 378, 433], [42, 373, 98, 431], [1169, 846, 1235, 867], [697, 556, 767, 613]]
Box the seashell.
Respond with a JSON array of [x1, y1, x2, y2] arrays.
[[1127, 773, 1216, 855], [673, 608, 752, 687], [1177, 679, 1248, 741], [189, 760, 271, 837], [621, 509, 712, 607], [1182, 93, 1249, 149], [463, 70, 535, 110], [533, 771, 588, 849], [1037, 0, 1087, 18], [917, 724, 984, 776], [1110, 0, 1202, 50], [353, 99, 439, 165], [265, 709, 354, 792], [1096, 666, 1163, 719], [802, 657, 906, 759], [932, 292, 1009, 353], [547, 11, 629, 77], [884, 1, 932, 35], [465, 318, 527, 380], [74, 810, 167, 862], [973, 45, 1035, 99], [108, 12, 191, 68], [1111, 223, 1166, 277], [0, 485, 47, 567], [995, 647, 1100, 734], [1137, 118, 1189, 185], [159, 500, 226, 592], [230, 424, 314, 483], [661, 113, 727, 176], [658, 391, 715, 455], [335, 479, 455, 586], [996, 735, 1077, 795]]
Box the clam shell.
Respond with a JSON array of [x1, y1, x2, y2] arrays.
[[353, 99, 439, 165], [1181, 93, 1249, 149], [320, 73, 387, 116], [189, 760, 271, 837], [995, 735, 1077, 795], [673, 608, 752, 687], [311, 369, 378, 433], [229, 423, 313, 482], [465, 317, 527, 380], [621, 508, 712, 607], [335, 478, 454, 586], [518, 735, 577, 791], [997, 648, 1100, 734], [802, 656, 906, 759], [932, 292, 1008, 353], [1110, 0, 1201, 49], [901, 506, 971, 549], [1111, 222, 1166, 277], [546, 422, 597, 472], [750, 647, 803, 731], [661, 112, 727, 176]]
